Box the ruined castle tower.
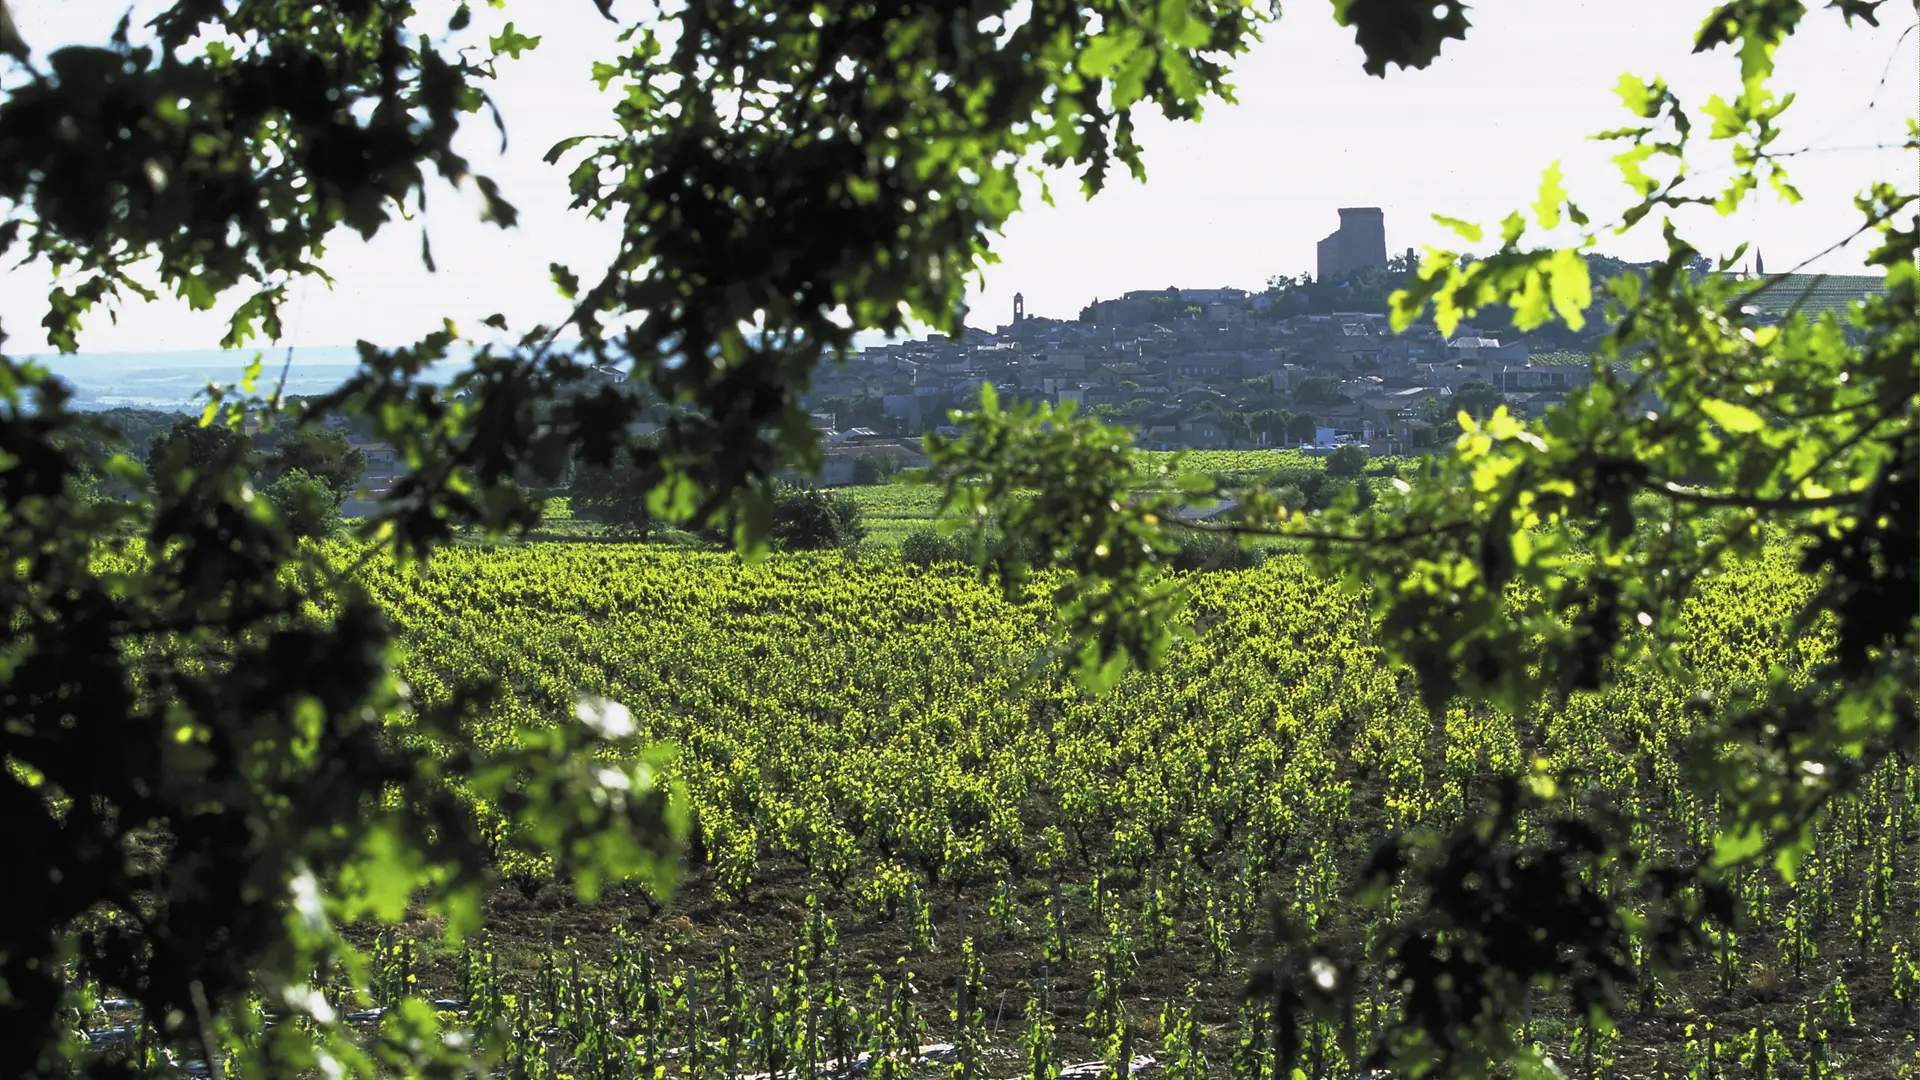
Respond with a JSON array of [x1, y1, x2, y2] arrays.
[[1316, 207, 1387, 282]]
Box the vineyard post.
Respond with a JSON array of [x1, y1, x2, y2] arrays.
[[1338, 983, 1356, 1080], [1580, 1016, 1594, 1080], [760, 968, 778, 1080], [1051, 879, 1069, 964], [1299, 1012, 1316, 1080], [825, 954, 851, 1071], [804, 981, 819, 1080], [723, 983, 739, 1080], [686, 973, 702, 1080]]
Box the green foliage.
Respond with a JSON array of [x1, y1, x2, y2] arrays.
[[0, 352, 685, 1080], [1268, 263, 1414, 314], [1167, 530, 1267, 572], [0, 2, 523, 351], [2, 2, 1911, 1080], [1141, 449, 1322, 474], [90, 407, 181, 458], [1287, 218, 1909, 1067], [1286, 413, 1320, 444], [1330, 0, 1471, 76], [1249, 409, 1294, 444], [1146, 290, 1198, 323], [1450, 380, 1508, 426], [263, 467, 342, 539], [571, 451, 657, 534], [1267, 255, 1668, 352], [924, 387, 1194, 690], [1324, 444, 1370, 477], [1292, 375, 1345, 406], [770, 485, 866, 551], [261, 424, 367, 499], [851, 452, 902, 486], [146, 412, 251, 491], [900, 528, 969, 567]]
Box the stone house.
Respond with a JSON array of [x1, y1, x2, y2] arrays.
[[1168, 354, 1236, 387], [1357, 386, 1447, 431], [1491, 364, 1594, 394]]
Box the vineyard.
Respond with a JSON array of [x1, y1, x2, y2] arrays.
[[842, 486, 947, 548], [1740, 276, 1888, 319], [72, 542, 1913, 1078], [1139, 451, 1325, 474], [119, 543, 1889, 1079]]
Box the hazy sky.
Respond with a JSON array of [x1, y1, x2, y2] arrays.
[[4, 0, 1914, 353]]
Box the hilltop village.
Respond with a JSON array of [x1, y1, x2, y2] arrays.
[[288, 209, 1880, 496], [794, 209, 1572, 469], [766, 208, 1881, 481]]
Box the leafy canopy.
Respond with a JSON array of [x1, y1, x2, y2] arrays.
[[0, 0, 1910, 1079]]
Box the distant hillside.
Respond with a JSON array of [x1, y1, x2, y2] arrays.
[[23, 346, 470, 411], [26, 331, 914, 411]]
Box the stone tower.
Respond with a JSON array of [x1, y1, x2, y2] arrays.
[[1316, 207, 1387, 282], [1013, 292, 1025, 323]]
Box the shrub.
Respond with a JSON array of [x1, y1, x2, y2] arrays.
[[1166, 531, 1266, 572], [264, 468, 342, 540], [901, 528, 968, 566], [1325, 443, 1370, 477], [771, 485, 866, 550], [652, 527, 716, 549], [901, 525, 1044, 570], [570, 460, 655, 534], [851, 452, 902, 485]]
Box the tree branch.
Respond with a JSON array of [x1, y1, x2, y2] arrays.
[[1172, 515, 1474, 545], [1645, 481, 1863, 511]]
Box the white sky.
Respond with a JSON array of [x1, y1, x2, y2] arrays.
[[4, 0, 1914, 353]]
